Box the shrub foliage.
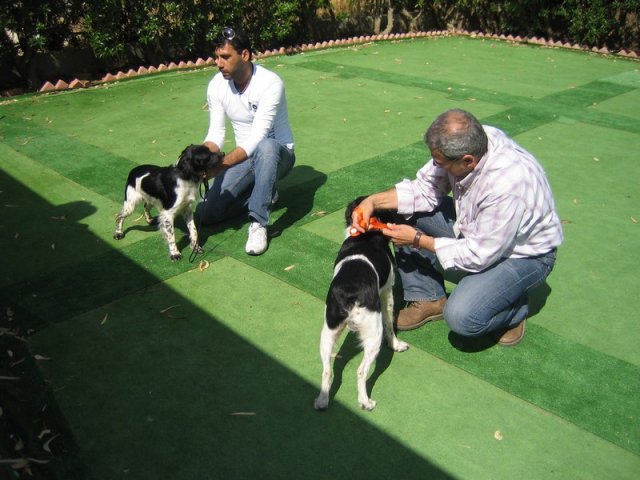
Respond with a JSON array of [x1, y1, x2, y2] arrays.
[[1, 0, 638, 91]]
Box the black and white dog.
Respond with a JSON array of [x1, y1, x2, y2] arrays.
[[314, 198, 409, 411], [113, 144, 223, 261]]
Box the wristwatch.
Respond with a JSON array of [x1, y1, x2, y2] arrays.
[[412, 231, 423, 250]]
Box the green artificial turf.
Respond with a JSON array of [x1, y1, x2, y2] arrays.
[[1, 36, 639, 479]]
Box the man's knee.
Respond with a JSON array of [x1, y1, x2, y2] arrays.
[[253, 138, 281, 162], [443, 298, 487, 337]]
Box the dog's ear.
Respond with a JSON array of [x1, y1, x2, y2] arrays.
[[374, 208, 396, 224], [179, 144, 197, 162], [210, 151, 224, 168], [345, 196, 367, 227]]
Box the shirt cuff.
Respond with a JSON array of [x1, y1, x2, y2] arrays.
[[434, 237, 457, 270]]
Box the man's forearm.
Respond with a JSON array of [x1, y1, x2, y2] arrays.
[[222, 147, 248, 168], [369, 188, 399, 211]]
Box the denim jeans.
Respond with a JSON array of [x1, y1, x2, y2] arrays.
[[196, 138, 295, 226], [395, 197, 557, 337]]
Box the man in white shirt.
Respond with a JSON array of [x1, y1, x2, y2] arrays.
[[353, 109, 563, 346], [196, 28, 295, 255]]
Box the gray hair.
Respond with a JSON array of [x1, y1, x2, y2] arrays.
[[424, 109, 488, 161]]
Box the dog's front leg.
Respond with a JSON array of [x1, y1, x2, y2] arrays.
[[183, 207, 203, 255], [159, 213, 181, 261], [314, 322, 344, 411]]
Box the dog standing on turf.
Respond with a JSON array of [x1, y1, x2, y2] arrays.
[[314, 198, 409, 411], [113, 144, 223, 261]]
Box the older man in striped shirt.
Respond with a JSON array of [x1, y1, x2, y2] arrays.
[[353, 109, 563, 346]]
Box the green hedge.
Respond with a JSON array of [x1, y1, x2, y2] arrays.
[[1, 0, 638, 91]]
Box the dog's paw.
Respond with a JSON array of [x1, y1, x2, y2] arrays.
[[192, 245, 204, 254], [314, 397, 329, 411], [393, 340, 410, 352], [170, 253, 183, 261], [113, 232, 124, 240], [148, 216, 159, 226], [359, 398, 377, 411]]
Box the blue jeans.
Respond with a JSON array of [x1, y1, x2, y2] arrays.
[[395, 197, 557, 337], [196, 138, 295, 226]]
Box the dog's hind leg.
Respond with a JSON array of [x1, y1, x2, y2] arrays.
[[356, 314, 383, 411], [143, 203, 158, 225], [182, 207, 203, 255], [158, 212, 181, 261], [113, 189, 140, 240], [314, 321, 345, 411], [381, 283, 409, 353]]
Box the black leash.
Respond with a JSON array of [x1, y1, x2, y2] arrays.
[[189, 175, 210, 263]]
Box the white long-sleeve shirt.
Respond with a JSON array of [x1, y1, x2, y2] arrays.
[[395, 126, 563, 272], [204, 64, 294, 156]]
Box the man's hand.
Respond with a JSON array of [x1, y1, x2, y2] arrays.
[[382, 223, 417, 247], [351, 198, 375, 234], [383, 224, 435, 252], [205, 162, 226, 179]]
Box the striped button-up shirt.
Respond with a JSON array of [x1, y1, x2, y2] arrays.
[[395, 126, 563, 273]]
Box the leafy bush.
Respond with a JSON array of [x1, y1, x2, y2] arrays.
[[559, 0, 640, 50], [0, 0, 638, 91]]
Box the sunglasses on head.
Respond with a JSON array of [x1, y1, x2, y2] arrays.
[[221, 27, 235, 40]]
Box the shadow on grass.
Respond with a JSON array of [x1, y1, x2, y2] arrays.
[[195, 165, 327, 250], [0, 170, 453, 479]]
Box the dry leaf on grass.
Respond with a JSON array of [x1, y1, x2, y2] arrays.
[[160, 305, 185, 319], [284, 265, 295, 272], [631, 216, 637, 224], [199, 260, 209, 272], [34, 354, 50, 361], [494, 430, 503, 441], [42, 434, 60, 454], [311, 211, 327, 217], [10, 358, 25, 368], [231, 412, 256, 416], [100, 313, 108, 325]]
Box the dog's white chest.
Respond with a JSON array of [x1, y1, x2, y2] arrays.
[[175, 178, 198, 205]]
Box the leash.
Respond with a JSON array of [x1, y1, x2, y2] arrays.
[[189, 175, 209, 263]]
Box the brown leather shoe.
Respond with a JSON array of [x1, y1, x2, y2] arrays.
[[396, 297, 446, 331], [496, 319, 527, 347]]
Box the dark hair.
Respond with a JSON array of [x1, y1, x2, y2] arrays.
[[424, 109, 488, 161], [214, 29, 252, 59]]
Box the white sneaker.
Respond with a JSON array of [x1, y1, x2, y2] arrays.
[[245, 222, 268, 255]]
